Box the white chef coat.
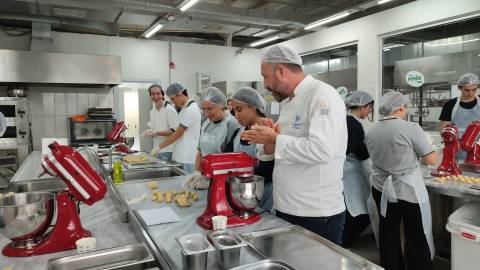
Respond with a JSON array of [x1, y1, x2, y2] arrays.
[[264, 75, 347, 217], [172, 100, 201, 164], [147, 102, 178, 153]]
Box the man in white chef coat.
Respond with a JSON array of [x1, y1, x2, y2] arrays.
[[142, 84, 178, 161], [242, 45, 347, 244]]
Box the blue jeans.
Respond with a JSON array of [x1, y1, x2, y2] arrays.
[[181, 163, 194, 174], [156, 152, 172, 162], [259, 182, 274, 213], [276, 210, 346, 245]]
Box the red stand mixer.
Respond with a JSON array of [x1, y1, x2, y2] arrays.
[[432, 124, 461, 176], [197, 152, 264, 230], [460, 120, 480, 166], [1, 142, 106, 256], [432, 121, 480, 176], [108, 121, 128, 144]]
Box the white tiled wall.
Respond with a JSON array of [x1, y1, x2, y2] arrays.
[[28, 87, 115, 150]]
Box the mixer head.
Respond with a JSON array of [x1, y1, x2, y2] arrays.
[[201, 152, 256, 179], [40, 141, 107, 205], [107, 121, 128, 143]]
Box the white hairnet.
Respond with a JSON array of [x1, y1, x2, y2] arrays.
[[345, 91, 374, 108], [202, 86, 226, 107], [458, 73, 480, 87], [231, 86, 267, 114], [261, 45, 302, 66], [166, 82, 185, 97], [379, 91, 407, 116]]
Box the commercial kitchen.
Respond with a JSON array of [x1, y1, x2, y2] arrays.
[[1, 0, 480, 269]]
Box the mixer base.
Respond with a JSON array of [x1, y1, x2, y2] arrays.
[[2, 192, 92, 257], [197, 212, 261, 230]]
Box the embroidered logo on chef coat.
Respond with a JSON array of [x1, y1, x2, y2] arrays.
[[292, 114, 302, 129], [318, 101, 329, 117]]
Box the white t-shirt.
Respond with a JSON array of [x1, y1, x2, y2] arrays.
[[172, 100, 201, 164], [148, 102, 178, 153]]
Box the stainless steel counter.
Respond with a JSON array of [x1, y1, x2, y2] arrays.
[[0, 192, 139, 269], [114, 176, 290, 270], [422, 165, 480, 201]]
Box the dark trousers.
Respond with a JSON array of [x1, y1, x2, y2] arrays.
[[341, 211, 370, 248], [276, 210, 346, 245], [371, 187, 433, 270]]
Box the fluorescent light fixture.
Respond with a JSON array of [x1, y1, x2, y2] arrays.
[[250, 35, 280, 47], [383, 44, 405, 50], [378, 0, 394, 5], [144, 24, 163, 38], [179, 0, 199, 12], [430, 38, 480, 47], [252, 29, 276, 37], [383, 48, 391, 51], [304, 12, 351, 30]]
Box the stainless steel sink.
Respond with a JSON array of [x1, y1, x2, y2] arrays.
[[46, 243, 156, 270], [122, 167, 185, 181], [7, 177, 67, 193], [231, 260, 295, 270]]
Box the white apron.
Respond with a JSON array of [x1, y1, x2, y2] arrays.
[[367, 166, 434, 259], [343, 155, 372, 217], [451, 96, 480, 160]]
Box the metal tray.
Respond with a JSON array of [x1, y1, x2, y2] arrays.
[[241, 225, 383, 270], [231, 259, 295, 270]]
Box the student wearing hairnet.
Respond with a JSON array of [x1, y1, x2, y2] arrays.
[[341, 90, 374, 248], [366, 91, 437, 270], [241, 45, 347, 244], [439, 73, 480, 159], [185, 87, 240, 189], [143, 84, 178, 161], [225, 86, 275, 212], [151, 82, 201, 173]]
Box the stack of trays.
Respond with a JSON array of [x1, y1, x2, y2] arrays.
[[87, 107, 114, 119]]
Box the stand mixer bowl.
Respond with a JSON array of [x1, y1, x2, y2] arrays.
[[0, 192, 55, 247], [226, 175, 264, 217]]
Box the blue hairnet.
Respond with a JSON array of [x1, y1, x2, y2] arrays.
[[262, 45, 302, 66], [458, 73, 480, 87], [345, 91, 374, 108], [202, 87, 226, 107], [166, 82, 185, 97], [379, 91, 407, 116], [231, 87, 266, 114]]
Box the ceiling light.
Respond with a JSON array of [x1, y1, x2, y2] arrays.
[[430, 38, 480, 47], [179, 0, 200, 12], [383, 48, 391, 51], [304, 12, 351, 30], [250, 35, 280, 47], [144, 24, 163, 38], [252, 29, 276, 37], [383, 44, 405, 50], [378, 0, 395, 5]]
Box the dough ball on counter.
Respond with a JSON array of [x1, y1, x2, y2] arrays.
[[148, 181, 159, 190]]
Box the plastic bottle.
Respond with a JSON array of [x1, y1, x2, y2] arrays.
[[113, 159, 123, 184]]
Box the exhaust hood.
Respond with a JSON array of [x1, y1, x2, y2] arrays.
[[0, 49, 122, 87]]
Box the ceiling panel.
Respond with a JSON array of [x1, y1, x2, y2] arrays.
[[117, 12, 157, 27]]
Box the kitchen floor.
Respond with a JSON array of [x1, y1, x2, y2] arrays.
[[348, 233, 451, 270]]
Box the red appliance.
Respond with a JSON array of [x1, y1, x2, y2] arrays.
[[107, 121, 127, 144], [197, 152, 260, 229], [2, 142, 106, 256], [461, 120, 480, 166], [432, 124, 461, 177]]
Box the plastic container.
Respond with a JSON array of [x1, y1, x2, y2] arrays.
[[212, 215, 228, 230], [446, 202, 480, 270], [75, 237, 96, 254], [113, 160, 123, 184]]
